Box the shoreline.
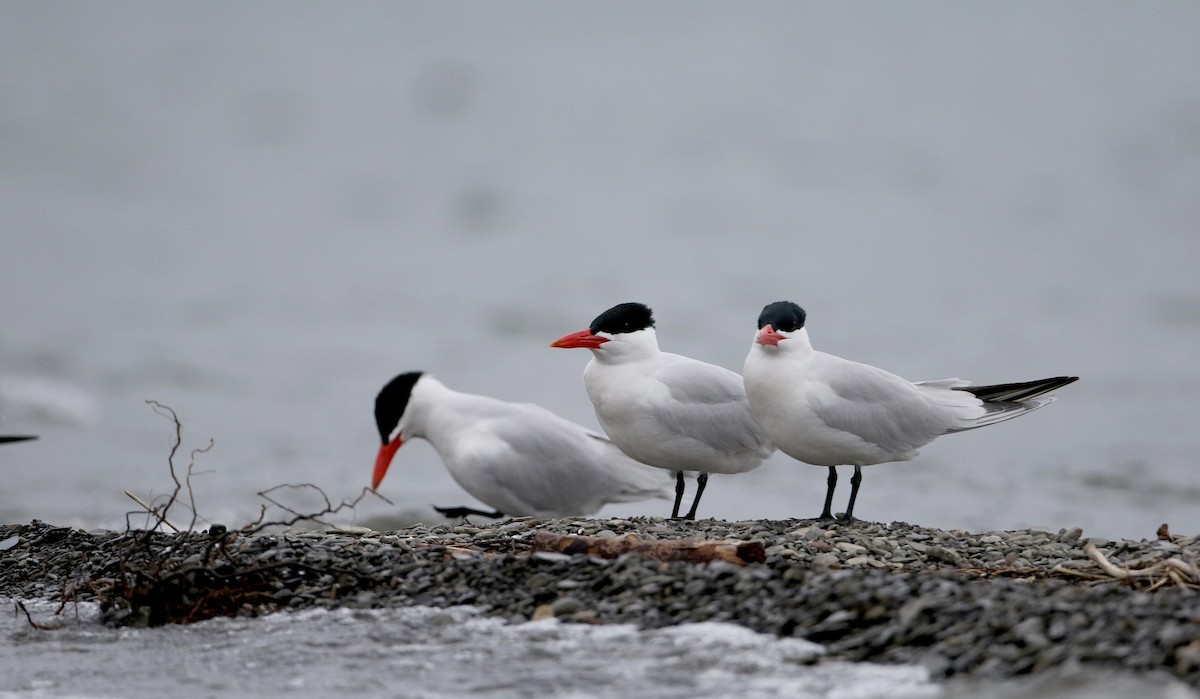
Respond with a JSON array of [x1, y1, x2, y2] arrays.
[[2, 517, 1198, 685]]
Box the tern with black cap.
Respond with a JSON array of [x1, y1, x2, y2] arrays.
[[551, 302, 773, 520], [743, 300, 1078, 521], [372, 371, 671, 519]]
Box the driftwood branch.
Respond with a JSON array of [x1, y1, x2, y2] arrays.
[[1082, 542, 1200, 589], [531, 531, 765, 566]]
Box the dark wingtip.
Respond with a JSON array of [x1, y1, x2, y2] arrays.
[[1039, 376, 1081, 391], [0, 435, 37, 444], [958, 376, 1080, 403]]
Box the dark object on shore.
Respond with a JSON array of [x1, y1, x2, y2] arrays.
[[0, 435, 37, 444], [532, 530, 765, 566], [434, 505, 505, 519]]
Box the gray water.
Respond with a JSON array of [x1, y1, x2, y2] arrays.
[[2, 600, 1196, 699], [4, 3, 1199, 540], [2, 5, 1199, 695]]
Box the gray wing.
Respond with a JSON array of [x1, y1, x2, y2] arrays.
[[810, 359, 961, 455], [657, 359, 770, 454], [473, 409, 669, 514]]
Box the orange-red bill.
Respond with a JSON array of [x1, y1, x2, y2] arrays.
[[372, 437, 403, 491], [756, 324, 784, 346], [549, 328, 610, 349]]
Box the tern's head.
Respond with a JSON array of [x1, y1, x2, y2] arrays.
[[550, 302, 659, 358], [372, 371, 424, 492], [755, 301, 807, 348]]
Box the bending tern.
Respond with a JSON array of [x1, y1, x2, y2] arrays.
[[372, 372, 672, 519], [743, 300, 1078, 521], [551, 302, 773, 520]]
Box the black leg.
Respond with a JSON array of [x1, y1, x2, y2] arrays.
[[819, 466, 837, 520], [671, 471, 685, 518], [843, 465, 863, 522], [433, 505, 505, 519], [683, 472, 709, 520]]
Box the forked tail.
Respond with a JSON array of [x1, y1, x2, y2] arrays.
[[947, 376, 1079, 431]]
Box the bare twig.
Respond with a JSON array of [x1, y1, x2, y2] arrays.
[[143, 400, 189, 533], [145, 400, 183, 513], [185, 439, 214, 533], [1049, 564, 1097, 579], [241, 483, 387, 535], [126, 401, 214, 534], [13, 600, 62, 630], [123, 490, 181, 533], [69, 401, 399, 626]]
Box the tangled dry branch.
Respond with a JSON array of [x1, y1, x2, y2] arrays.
[[1051, 543, 1200, 591], [30, 401, 391, 627]]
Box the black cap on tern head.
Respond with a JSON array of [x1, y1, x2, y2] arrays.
[[375, 371, 423, 443], [589, 302, 655, 335], [758, 301, 807, 332]]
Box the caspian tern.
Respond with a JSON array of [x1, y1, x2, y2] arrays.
[[743, 300, 1078, 521], [550, 302, 773, 520], [372, 372, 672, 519]]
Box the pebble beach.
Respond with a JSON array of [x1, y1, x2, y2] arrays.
[[3, 517, 1199, 687]]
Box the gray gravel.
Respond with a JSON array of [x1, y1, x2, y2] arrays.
[[3, 517, 1199, 685]]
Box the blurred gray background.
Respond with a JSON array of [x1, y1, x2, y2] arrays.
[[2, 2, 1197, 539]]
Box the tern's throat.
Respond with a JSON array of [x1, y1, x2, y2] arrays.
[[590, 327, 661, 365], [398, 375, 460, 441], [770, 327, 815, 357]]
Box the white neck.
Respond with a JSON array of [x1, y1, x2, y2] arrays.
[[591, 327, 662, 364], [783, 327, 815, 354], [401, 375, 476, 443]]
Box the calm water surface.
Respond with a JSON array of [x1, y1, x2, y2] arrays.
[[2, 4, 1199, 539]]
